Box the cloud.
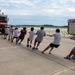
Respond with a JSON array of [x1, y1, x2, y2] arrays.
[[1, 0, 75, 17], [1, 0, 75, 25]]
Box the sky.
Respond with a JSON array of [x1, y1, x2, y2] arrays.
[[0, 0, 75, 26]]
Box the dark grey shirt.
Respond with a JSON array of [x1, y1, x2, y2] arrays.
[[36, 30, 46, 41]]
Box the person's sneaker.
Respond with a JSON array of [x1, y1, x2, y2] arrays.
[[71, 55, 75, 60], [30, 45, 32, 48], [8, 39, 10, 41], [4, 38, 6, 39], [26, 45, 29, 47], [32, 47, 35, 50], [64, 56, 70, 59], [19, 42, 21, 45], [49, 52, 51, 54], [11, 40, 13, 42], [35, 47, 38, 50], [41, 51, 44, 54]]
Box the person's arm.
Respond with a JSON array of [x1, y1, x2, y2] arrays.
[[20, 30, 22, 34], [47, 34, 53, 37], [44, 32, 46, 36], [36, 30, 39, 35], [26, 30, 27, 34]]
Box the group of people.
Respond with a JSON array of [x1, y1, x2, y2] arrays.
[[1, 26, 75, 60], [1, 26, 27, 44]]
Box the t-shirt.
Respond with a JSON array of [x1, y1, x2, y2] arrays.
[[35, 30, 46, 41], [4, 28, 9, 34], [9, 27, 14, 36], [13, 29, 19, 37], [19, 30, 27, 38], [28, 31, 35, 40], [52, 33, 62, 45]]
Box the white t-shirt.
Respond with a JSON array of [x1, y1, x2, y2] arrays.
[[13, 29, 19, 37], [52, 33, 62, 45], [9, 27, 14, 36], [28, 31, 35, 40], [5, 28, 9, 34]]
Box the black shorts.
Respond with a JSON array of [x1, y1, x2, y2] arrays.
[[49, 43, 60, 48], [19, 36, 24, 40], [13, 37, 18, 39], [4, 33, 8, 35], [35, 39, 41, 43]]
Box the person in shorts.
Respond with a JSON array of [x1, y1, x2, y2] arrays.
[[41, 29, 62, 54], [27, 27, 35, 48], [11, 27, 19, 43], [8, 26, 14, 41], [1, 26, 5, 38], [4, 26, 9, 39], [16, 27, 27, 44], [32, 26, 46, 50], [64, 46, 75, 60]]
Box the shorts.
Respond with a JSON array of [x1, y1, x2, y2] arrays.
[[9, 32, 13, 36], [19, 36, 24, 40], [13, 37, 18, 39], [49, 43, 60, 48], [27, 38, 33, 41], [4, 33, 8, 35], [35, 39, 41, 43]]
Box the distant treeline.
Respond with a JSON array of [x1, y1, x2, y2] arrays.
[[9, 24, 68, 28]]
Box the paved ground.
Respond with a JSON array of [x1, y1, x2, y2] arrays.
[[0, 33, 75, 75]]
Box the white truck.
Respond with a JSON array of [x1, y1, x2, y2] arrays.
[[68, 19, 75, 35]]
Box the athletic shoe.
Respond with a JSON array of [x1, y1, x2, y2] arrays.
[[8, 39, 10, 41], [32, 47, 35, 50], [41, 51, 44, 54], [64, 56, 70, 59], [11, 40, 13, 42], [30, 45, 32, 48], [19, 42, 21, 45], [35, 47, 38, 50], [26, 45, 29, 47]]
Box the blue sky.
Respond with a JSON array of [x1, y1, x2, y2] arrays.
[[0, 0, 75, 26]]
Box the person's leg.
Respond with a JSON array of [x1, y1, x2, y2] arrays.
[[30, 40, 32, 47], [49, 47, 54, 54], [8, 35, 10, 40], [11, 37, 14, 42], [34, 41, 37, 47], [2, 33, 4, 38], [32, 40, 37, 50], [27, 38, 30, 47], [1, 33, 3, 38], [41, 45, 50, 54], [19, 39, 23, 44], [64, 47, 75, 59], [16, 38, 19, 44], [68, 50, 75, 57], [4, 34, 6, 39], [35, 42, 41, 50], [5, 34, 8, 39], [16, 37, 18, 43], [36, 42, 40, 47]]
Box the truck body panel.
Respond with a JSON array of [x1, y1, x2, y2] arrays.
[[68, 19, 75, 35]]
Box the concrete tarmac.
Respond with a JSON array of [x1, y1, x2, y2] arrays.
[[0, 34, 75, 75]]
